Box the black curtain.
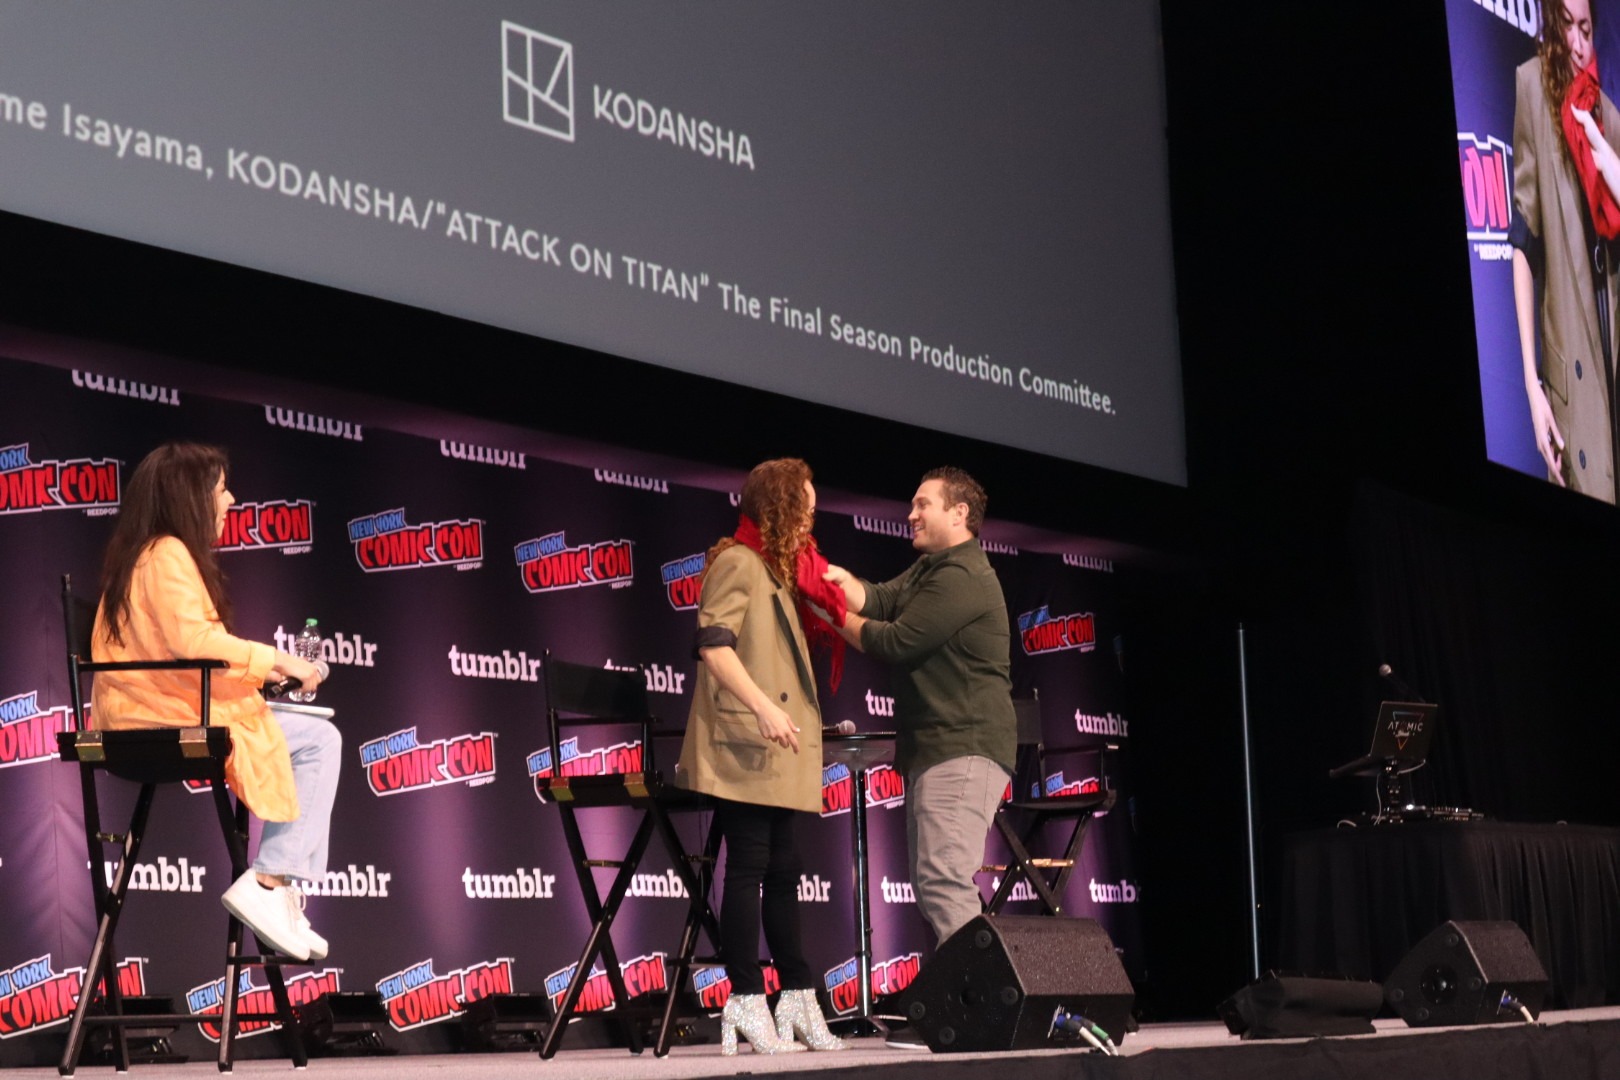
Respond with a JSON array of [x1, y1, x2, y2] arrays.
[[1350, 483, 1620, 825]]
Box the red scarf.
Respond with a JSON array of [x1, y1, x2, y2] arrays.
[[733, 514, 846, 693], [1562, 59, 1620, 240]]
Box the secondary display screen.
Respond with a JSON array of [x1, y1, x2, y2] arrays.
[[0, 2, 1185, 484], [1446, 0, 1620, 504]]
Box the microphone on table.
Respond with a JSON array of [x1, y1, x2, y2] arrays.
[[264, 660, 331, 700], [823, 720, 858, 736]]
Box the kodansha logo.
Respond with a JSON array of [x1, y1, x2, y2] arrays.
[[348, 508, 484, 572], [0, 444, 119, 517], [217, 500, 313, 554], [376, 959, 514, 1032], [514, 531, 633, 592], [187, 969, 338, 1042], [1017, 606, 1096, 657], [503, 22, 575, 142], [0, 691, 71, 770], [820, 761, 906, 817], [527, 736, 642, 803], [359, 727, 497, 796], [824, 953, 921, 1016], [501, 21, 755, 169], [0, 956, 144, 1040], [660, 552, 706, 611], [544, 953, 666, 1015]]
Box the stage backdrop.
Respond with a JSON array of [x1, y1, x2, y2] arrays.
[[0, 346, 1139, 1062]]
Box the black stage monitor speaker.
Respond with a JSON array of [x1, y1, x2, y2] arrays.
[[1217, 974, 1382, 1039], [1384, 920, 1549, 1027], [897, 915, 1134, 1052]]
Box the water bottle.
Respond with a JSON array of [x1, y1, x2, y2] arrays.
[[291, 618, 322, 703]]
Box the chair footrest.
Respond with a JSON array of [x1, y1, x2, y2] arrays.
[[978, 859, 1074, 874], [583, 859, 627, 869]]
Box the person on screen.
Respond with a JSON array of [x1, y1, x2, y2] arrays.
[[92, 442, 338, 963], [1512, 0, 1620, 502], [819, 468, 1015, 951], [676, 458, 849, 1055]]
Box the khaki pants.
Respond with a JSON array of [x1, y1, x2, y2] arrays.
[[906, 755, 1008, 947]]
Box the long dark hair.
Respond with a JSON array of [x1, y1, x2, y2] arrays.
[[100, 443, 233, 645]]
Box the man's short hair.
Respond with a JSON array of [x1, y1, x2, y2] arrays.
[[921, 466, 986, 536]]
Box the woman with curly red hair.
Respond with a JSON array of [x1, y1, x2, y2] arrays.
[[676, 458, 848, 1055]]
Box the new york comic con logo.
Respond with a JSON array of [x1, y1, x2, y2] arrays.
[[1017, 606, 1096, 657], [0, 691, 72, 770], [348, 508, 484, 572], [820, 761, 905, 817], [0, 444, 119, 517], [217, 499, 314, 554], [514, 530, 633, 593], [526, 736, 642, 802], [1458, 132, 1512, 244], [660, 552, 706, 610], [376, 959, 514, 1032], [186, 968, 339, 1042], [359, 726, 497, 795], [544, 953, 667, 1015], [0, 956, 144, 1039], [824, 953, 921, 1016], [1031, 770, 1102, 801], [693, 964, 781, 1010]]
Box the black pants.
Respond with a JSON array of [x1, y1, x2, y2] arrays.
[[714, 799, 815, 995]]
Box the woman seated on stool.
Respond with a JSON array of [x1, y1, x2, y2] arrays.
[[91, 442, 339, 963], [677, 457, 850, 1054]]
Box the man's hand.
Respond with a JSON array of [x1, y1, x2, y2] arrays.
[[823, 564, 866, 611], [754, 701, 801, 753]]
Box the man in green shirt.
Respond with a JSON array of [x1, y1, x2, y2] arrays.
[[825, 467, 1016, 948]]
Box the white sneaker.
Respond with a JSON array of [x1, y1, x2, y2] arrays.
[[287, 886, 329, 961], [220, 870, 311, 962]]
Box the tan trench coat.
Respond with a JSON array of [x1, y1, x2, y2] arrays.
[[675, 544, 822, 812]]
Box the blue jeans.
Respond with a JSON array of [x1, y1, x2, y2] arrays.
[[253, 709, 342, 883]]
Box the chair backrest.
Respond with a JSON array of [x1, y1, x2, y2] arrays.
[[1009, 691, 1116, 803], [60, 572, 226, 734], [62, 575, 97, 733], [1010, 695, 1044, 800], [543, 651, 658, 775], [62, 574, 98, 665]]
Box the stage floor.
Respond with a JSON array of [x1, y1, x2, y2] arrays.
[[16, 1006, 1620, 1080]]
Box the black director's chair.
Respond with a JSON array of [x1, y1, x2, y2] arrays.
[[981, 693, 1117, 916], [54, 575, 306, 1075], [535, 651, 721, 1059]]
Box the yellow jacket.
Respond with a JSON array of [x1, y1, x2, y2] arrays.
[[91, 536, 298, 821]]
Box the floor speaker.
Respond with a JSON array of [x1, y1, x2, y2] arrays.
[[1217, 974, 1382, 1039], [1384, 920, 1549, 1027], [897, 915, 1134, 1052]]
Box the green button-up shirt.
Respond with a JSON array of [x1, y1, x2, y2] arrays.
[[858, 537, 1016, 777]]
